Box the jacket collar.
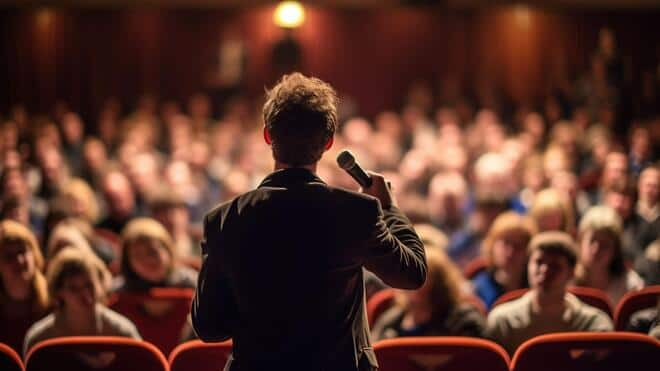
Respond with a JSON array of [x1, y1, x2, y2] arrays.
[[258, 167, 326, 188]]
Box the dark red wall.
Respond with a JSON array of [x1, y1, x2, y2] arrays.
[[1, 5, 659, 119]]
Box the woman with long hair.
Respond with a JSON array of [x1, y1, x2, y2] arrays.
[[0, 220, 49, 353]]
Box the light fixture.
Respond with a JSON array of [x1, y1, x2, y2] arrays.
[[274, 1, 305, 29]]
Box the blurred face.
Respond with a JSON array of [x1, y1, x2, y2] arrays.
[[103, 174, 135, 218], [2, 169, 28, 198], [83, 140, 108, 172], [154, 206, 189, 232], [639, 169, 659, 205], [602, 154, 627, 187], [0, 241, 36, 285], [528, 249, 572, 293], [58, 272, 96, 311], [492, 229, 529, 271], [39, 148, 63, 183], [127, 239, 170, 283], [604, 191, 633, 220], [536, 210, 564, 232], [579, 229, 616, 271], [61, 114, 84, 143]]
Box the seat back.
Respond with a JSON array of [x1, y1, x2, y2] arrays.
[[367, 288, 397, 328], [490, 288, 529, 310], [0, 342, 24, 371], [169, 340, 232, 371], [491, 287, 613, 317], [614, 285, 660, 330], [566, 286, 613, 318], [374, 337, 510, 371], [463, 256, 487, 279], [25, 336, 168, 371], [109, 288, 194, 356], [510, 332, 660, 371]]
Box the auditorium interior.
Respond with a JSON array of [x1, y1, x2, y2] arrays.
[[0, 0, 659, 370]]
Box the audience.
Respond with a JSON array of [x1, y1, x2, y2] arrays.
[[573, 206, 644, 304], [0, 38, 658, 357], [486, 232, 613, 355], [472, 212, 537, 309], [371, 237, 485, 340], [23, 248, 140, 356]]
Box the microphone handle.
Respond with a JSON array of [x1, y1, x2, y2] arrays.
[[347, 164, 373, 188]]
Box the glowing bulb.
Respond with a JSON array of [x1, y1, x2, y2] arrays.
[[274, 1, 305, 29]]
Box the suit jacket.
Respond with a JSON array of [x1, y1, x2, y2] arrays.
[[192, 167, 426, 371]]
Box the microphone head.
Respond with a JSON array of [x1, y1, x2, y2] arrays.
[[336, 150, 356, 170]]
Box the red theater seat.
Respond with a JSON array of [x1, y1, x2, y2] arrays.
[[109, 288, 194, 356], [169, 340, 232, 371], [463, 256, 487, 279], [510, 332, 660, 371], [374, 337, 510, 371], [614, 285, 660, 331], [367, 288, 397, 328], [25, 336, 168, 371], [0, 342, 23, 371]]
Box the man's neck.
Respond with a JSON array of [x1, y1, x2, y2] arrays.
[[532, 288, 566, 315], [274, 161, 317, 173]]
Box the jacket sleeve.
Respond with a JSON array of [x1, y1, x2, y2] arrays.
[[191, 212, 237, 342], [362, 202, 427, 290]]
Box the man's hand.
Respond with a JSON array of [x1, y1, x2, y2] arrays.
[[361, 171, 396, 209]]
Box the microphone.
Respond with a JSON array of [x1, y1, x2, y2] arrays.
[[336, 150, 372, 188]]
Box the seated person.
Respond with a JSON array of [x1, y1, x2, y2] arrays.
[[634, 239, 660, 285], [486, 231, 613, 355], [472, 212, 537, 309], [650, 318, 660, 340], [529, 188, 575, 235], [24, 248, 140, 356], [625, 297, 660, 335], [148, 191, 201, 270], [113, 218, 197, 292], [573, 206, 644, 304], [371, 239, 486, 340], [0, 220, 49, 353]]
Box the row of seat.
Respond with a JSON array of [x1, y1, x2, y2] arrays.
[[2, 332, 657, 371], [368, 285, 660, 330], [97, 285, 659, 359]]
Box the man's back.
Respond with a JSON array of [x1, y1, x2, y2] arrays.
[[193, 168, 426, 370]]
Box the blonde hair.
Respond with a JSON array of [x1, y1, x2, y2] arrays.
[[481, 211, 537, 267], [61, 178, 100, 223], [46, 247, 109, 308], [0, 220, 49, 314], [576, 205, 625, 279], [121, 218, 176, 276], [47, 219, 96, 260], [529, 188, 575, 235]]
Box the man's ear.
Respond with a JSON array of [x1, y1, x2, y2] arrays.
[[324, 136, 334, 150], [263, 127, 272, 145]]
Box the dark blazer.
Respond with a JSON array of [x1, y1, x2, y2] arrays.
[[192, 168, 426, 371]]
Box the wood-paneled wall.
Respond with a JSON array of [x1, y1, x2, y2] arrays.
[[1, 5, 658, 120]]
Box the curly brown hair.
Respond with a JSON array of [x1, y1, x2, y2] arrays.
[[262, 73, 338, 166]]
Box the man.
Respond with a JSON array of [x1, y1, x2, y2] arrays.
[[486, 231, 612, 355], [97, 170, 138, 234], [633, 166, 660, 254], [192, 73, 427, 371]]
